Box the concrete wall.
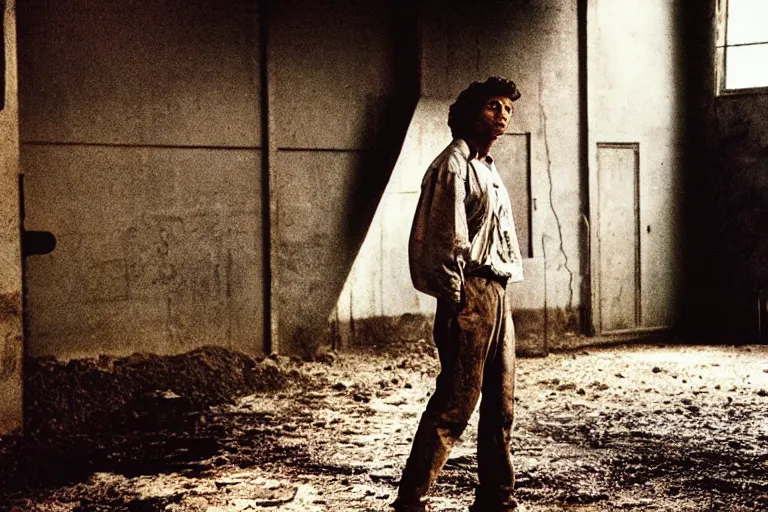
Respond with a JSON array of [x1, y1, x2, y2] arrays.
[[332, 0, 580, 354], [0, 0, 23, 434], [13, 0, 692, 362], [18, 0, 265, 358], [17, 0, 418, 359], [681, 1, 768, 342], [270, 0, 418, 356], [422, 0, 583, 344], [331, 99, 546, 354], [332, 0, 688, 353], [587, 0, 684, 334]]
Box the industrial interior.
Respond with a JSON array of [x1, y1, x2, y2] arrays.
[[0, 0, 767, 510]]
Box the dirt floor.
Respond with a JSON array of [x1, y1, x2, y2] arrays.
[[1, 340, 768, 511]]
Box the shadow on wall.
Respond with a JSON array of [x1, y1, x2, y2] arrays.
[[679, 1, 768, 344], [272, 0, 423, 358], [348, 95, 420, 251], [326, 98, 450, 356], [283, 93, 420, 359]]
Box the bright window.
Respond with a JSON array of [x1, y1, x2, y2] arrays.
[[717, 0, 768, 93]]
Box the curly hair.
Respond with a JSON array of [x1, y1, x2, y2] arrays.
[[448, 76, 521, 139]]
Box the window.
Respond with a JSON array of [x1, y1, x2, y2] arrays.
[[716, 0, 768, 94]]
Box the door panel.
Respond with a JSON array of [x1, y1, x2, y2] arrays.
[[597, 143, 639, 333]]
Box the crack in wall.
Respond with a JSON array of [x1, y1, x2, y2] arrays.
[[539, 76, 575, 312]]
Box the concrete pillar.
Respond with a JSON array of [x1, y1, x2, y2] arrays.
[[0, 0, 22, 435]]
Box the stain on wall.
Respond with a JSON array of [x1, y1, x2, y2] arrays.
[[0, 290, 20, 318], [0, 292, 22, 383]]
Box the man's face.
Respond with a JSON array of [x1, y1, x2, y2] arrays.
[[475, 95, 515, 138]]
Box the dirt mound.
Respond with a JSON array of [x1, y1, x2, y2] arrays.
[[24, 346, 308, 439]]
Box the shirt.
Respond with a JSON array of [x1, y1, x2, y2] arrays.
[[409, 138, 524, 305]]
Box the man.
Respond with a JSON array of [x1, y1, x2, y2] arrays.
[[392, 77, 525, 512]]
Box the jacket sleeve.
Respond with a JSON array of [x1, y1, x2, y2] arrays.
[[408, 154, 471, 305]]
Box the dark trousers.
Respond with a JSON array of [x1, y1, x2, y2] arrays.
[[397, 276, 517, 509]]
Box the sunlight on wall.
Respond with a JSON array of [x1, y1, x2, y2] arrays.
[[331, 99, 452, 328]]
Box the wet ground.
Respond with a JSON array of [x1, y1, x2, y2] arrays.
[[1, 340, 767, 511]]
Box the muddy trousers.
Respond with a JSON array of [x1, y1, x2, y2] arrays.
[[397, 276, 517, 510]]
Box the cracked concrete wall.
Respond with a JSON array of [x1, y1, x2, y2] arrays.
[[18, 0, 265, 358], [421, 0, 583, 345], [681, 1, 768, 342], [332, 0, 581, 353], [332, 99, 547, 354], [333, 0, 688, 351], [0, 0, 22, 434], [13, 0, 690, 362], [420, 0, 583, 328]]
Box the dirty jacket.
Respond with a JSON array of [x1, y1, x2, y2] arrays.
[[409, 138, 524, 305]]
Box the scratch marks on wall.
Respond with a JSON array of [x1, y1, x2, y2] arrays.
[[120, 211, 254, 352]]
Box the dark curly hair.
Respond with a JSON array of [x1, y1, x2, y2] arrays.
[[448, 76, 521, 139]]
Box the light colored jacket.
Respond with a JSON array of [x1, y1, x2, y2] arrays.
[[409, 138, 524, 305]]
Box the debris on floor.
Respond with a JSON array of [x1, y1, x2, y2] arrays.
[[1, 341, 767, 511]]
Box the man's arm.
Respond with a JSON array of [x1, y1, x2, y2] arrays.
[[409, 154, 471, 306]]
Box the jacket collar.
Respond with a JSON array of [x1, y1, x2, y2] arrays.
[[454, 138, 494, 165], [453, 138, 476, 160]]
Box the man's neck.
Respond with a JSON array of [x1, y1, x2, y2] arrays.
[[465, 136, 497, 161]]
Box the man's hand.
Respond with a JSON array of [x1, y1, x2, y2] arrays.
[[448, 285, 467, 314]]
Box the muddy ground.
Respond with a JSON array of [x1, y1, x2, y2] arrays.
[[1, 340, 767, 511]]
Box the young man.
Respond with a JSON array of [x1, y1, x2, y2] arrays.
[[393, 77, 525, 512]]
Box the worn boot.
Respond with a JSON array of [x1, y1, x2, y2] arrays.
[[468, 497, 526, 512], [391, 497, 431, 512]]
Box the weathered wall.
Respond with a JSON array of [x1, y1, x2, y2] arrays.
[[681, 1, 768, 342], [270, 0, 418, 356], [332, 0, 689, 352], [0, 0, 22, 434], [586, 0, 684, 335], [18, 0, 265, 358], [17, 0, 419, 359], [332, 99, 547, 355], [332, 0, 579, 354], [421, 0, 583, 345], [13, 0, 693, 361]]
